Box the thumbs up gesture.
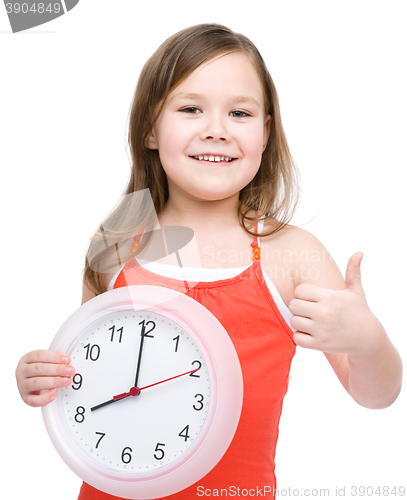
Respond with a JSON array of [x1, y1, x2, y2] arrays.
[[289, 252, 383, 357]]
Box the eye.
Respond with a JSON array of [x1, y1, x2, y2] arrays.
[[230, 110, 250, 118], [180, 107, 201, 114]]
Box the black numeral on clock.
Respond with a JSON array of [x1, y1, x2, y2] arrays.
[[109, 325, 123, 343], [193, 393, 204, 411], [84, 343, 100, 361], [189, 360, 201, 377], [95, 432, 106, 449], [121, 447, 132, 464], [173, 335, 180, 352], [178, 425, 190, 442], [72, 373, 83, 390], [74, 406, 86, 423], [139, 320, 155, 338], [154, 443, 166, 460]]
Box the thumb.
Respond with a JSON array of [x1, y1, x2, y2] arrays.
[[344, 251, 364, 293]]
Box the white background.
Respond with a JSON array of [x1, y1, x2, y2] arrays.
[[1, 1, 406, 498]]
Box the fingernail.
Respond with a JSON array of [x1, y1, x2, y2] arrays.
[[49, 390, 57, 400], [61, 377, 70, 384], [62, 356, 69, 364], [65, 367, 73, 376]]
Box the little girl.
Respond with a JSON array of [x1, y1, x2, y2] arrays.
[[15, 23, 402, 499]]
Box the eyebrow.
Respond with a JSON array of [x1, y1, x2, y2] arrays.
[[169, 92, 261, 108]]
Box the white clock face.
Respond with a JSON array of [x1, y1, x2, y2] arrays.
[[57, 309, 211, 474], [43, 286, 243, 499]]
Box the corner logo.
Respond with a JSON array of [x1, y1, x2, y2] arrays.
[[3, 0, 80, 33]]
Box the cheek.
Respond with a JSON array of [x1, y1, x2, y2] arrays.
[[240, 124, 266, 159], [157, 124, 192, 163]]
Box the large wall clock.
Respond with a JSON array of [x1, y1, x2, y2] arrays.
[[42, 285, 243, 499]]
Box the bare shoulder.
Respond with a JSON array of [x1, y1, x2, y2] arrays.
[[260, 223, 344, 295]]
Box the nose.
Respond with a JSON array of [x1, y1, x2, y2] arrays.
[[200, 113, 230, 142]]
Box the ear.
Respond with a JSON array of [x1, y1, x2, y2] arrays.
[[145, 127, 159, 150], [262, 114, 271, 152]]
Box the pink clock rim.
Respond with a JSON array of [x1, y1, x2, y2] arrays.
[[42, 285, 243, 499]]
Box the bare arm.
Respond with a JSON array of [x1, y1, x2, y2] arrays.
[[285, 230, 402, 409]]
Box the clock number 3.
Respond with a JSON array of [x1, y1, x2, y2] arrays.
[[193, 394, 204, 411]]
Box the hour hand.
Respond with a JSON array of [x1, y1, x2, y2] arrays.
[[90, 388, 139, 411]]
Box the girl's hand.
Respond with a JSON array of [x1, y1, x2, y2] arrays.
[[16, 350, 75, 407], [289, 252, 385, 357]]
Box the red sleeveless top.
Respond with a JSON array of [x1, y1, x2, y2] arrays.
[[78, 240, 296, 500]]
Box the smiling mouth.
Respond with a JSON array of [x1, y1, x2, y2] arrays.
[[190, 155, 236, 163]]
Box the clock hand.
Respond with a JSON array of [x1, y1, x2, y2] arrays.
[[90, 367, 200, 412], [115, 367, 201, 400], [134, 320, 153, 387]]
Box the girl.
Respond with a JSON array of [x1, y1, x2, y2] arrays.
[[15, 23, 402, 499]]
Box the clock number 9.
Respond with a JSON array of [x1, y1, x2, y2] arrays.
[[71, 373, 83, 390], [121, 447, 132, 464], [154, 442, 166, 460]]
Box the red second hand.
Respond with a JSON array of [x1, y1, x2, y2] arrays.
[[113, 367, 200, 401]]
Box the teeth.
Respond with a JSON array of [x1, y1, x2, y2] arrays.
[[193, 155, 233, 162]]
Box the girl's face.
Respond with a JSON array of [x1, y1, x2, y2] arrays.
[[146, 52, 271, 206]]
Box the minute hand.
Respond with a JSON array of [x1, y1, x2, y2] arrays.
[[134, 320, 153, 387], [113, 367, 201, 401], [90, 367, 201, 412]]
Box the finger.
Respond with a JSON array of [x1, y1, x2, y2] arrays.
[[290, 315, 315, 335], [24, 362, 75, 379], [22, 350, 71, 366], [293, 331, 318, 350], [294, 283, 326, 302], [25, 389, 57, 408], [289, 298, 316, 319], [24, 374, 72, 394], [344, 252, 364, 294]]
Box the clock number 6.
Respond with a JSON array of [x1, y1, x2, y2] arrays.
[[121, 447, 132, 464], [154, 443, 166, 460]]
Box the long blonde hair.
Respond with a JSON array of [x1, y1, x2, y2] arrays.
[[84, 23, 300, 295]]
